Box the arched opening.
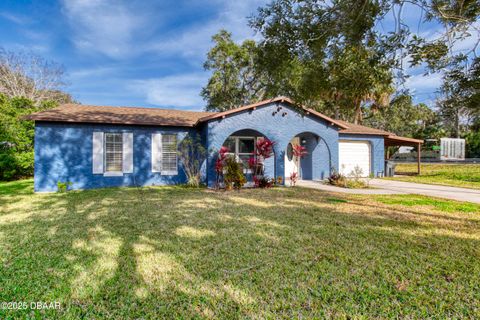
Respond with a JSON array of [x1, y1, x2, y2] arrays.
[[284, 132, 331, 182], [221, 129, 276, 185]]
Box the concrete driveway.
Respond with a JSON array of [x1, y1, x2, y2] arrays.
[[297, 179, 480, 204]]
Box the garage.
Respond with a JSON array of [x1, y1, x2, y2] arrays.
[[339, 141, 371, 177]]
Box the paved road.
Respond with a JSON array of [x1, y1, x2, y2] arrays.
[[297, 179, 480, 204]]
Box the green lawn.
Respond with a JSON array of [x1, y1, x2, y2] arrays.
[[0, 180, 479, 319], [390, 163, 480, 189]]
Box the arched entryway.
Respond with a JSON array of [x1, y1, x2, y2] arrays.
[[284, 132, 331, 183], [220, 129, 276, 185]]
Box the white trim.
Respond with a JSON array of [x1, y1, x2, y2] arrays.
[[160, 170, 178, 175], [224, 136, 257, 173], [92, 132, 104, 174], [103, 171, 123, 177], [151, 133, 162, 172], [122, 132, 133, 173]]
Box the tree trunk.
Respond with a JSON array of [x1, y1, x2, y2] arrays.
[[353, 99, 362, 124], [455, 108, 460, 138]]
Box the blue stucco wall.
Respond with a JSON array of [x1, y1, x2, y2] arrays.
[[338, 134, 385, 177], [34, 122, 194, 192], [298, 132, 331, 180], [205, 102, 341, 187], [33, 106, 387, 192]]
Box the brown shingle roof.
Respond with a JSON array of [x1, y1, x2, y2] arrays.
[[337, 120, 393, 135], [337, 120, 423, 144], [22, 98, 423, 144], [24, 104, 215, 127]]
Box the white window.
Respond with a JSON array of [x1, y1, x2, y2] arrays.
[[92, 132, 133, 176], [162, 134, 178, 174], [222, 136, 256, 172], [105, 133, 123, 172]]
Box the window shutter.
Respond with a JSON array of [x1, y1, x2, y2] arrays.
[[152, 133, 162, 172], [123, 132, 133, 173], [92, 132, 104, 174]]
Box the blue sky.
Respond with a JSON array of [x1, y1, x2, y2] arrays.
[[0, 0, 477, 110]]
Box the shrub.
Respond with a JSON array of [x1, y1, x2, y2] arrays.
[[224, 157, 246, 190], [464, 130, 480, 158], [290, 144, 308, 187], [57, 181, 72, 193], [0, 151, 34, 180], [215, 146, 230, 189], [178, 134, 206, 188], [253, 176, 274, 188], [292, 144, 307, 158], [344, 179, 368, 189], [290, 171, 299, 186], [0, 95, 38, 180], [250, 138, 276, 188], [328, 167, 368, 189], [328, 170, 347, 186]]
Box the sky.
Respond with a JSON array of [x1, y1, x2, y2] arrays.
[[0, 0, 477, 111]]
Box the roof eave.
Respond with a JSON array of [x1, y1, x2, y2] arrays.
[[385, 135, 424, 145], [24, 118, 196, 127], [339, 131, 391, 136]]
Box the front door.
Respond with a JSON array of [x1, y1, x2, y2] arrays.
[[285, 137, 300, 180]]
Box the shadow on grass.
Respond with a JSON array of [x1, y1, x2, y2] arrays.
[[0, 179, 34, 208], [0, 184, 479, 318]]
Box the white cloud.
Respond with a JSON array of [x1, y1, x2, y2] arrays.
[[61, 0, 266, 60], [451, 22, 480, 55], [128, 73, 209, 110], [61, 0, 154, 59], [69, 66, 117, 80], [405, 72, 443, 92], [151, 0, 266, 60]]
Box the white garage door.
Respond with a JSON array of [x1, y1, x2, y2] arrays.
[[339, 141, 371, 177]]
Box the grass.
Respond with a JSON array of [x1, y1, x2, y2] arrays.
[[389, 163, 480, 189], [0, 180, 479, 319]]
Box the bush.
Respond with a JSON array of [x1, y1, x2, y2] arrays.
[[328, 167, 368, 189], [464, 130, 480, 158], [0, 95, 51, 181], [57, 181, 72, 192], [178, 134, 206, 187], [0, 151, 34, 180], [224, 157, 246, 190], [328, 170, 345, 186], [253, 176, 274, 188]]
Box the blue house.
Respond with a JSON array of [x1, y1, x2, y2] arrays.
[[25, 97, 422, 192]]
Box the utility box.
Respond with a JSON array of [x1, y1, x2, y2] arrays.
[[385, 160, 396, 177], [440, 138, 465, 161]]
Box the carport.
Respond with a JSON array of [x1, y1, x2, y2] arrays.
[[384, 135, 424, 174]]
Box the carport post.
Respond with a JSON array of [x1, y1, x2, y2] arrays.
[[417, 143, 421, 175]]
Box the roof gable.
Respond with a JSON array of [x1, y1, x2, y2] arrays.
[[196, 97, 349, 129]]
